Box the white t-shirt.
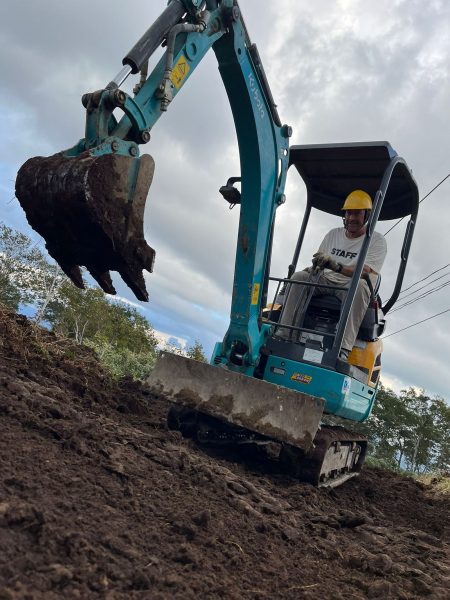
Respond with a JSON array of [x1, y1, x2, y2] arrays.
[[317, 227, 387, 284]]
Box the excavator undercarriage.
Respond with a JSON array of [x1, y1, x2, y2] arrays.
[[167, 404, 367, 488], [149, 352, 367, 488]]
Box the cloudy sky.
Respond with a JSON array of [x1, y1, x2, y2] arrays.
[[1, 0, 449, 399]]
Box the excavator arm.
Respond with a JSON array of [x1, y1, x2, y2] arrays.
[[16, 0, 290, 370]]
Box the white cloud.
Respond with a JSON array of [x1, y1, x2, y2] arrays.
[[153, 330, 188, 350]]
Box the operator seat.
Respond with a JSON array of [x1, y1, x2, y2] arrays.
[[304, 274, 385, 342]]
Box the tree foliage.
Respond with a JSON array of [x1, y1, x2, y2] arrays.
[[86, 337, 157, 381], [162, 340, 208, 362], [185, 340, 208, 362], [359, 385, 450, 473], [0, 222, 65, 319], [0, 271, 21, 311], [48, 282, 157, 351], [0, 222, 42, 309], [47, 282, 159, 379]]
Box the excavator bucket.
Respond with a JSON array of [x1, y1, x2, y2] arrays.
[[15, 151, 155, 301], [147, 352, 325, 451]]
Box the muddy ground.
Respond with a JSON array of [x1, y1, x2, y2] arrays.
[[0, 306, 449, 599]]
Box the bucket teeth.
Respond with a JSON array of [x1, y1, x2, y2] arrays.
[[118, 267, 148, 303], [15, 151, 156, 301], [60, 264, 85, 290], [87, 268, 116, 296]]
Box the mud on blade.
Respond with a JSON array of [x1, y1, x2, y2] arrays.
[[15, 152, 155, 301], [147, 352, 325, 452]]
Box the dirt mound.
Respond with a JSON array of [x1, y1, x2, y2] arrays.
[[0, 307, 449, 599]]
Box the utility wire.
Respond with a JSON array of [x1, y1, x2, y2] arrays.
[[397, 271, 450, 302], [383, 308, 450, 338], [390, 280, 450, 313], [399, 263, 450, 296], [384, 172, 450, 236]]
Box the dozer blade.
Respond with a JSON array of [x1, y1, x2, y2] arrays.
[[15, 151, 156, 301], [147, 352, 325, 452]]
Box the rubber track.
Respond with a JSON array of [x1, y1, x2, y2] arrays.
[[298, 425, 367, 487]]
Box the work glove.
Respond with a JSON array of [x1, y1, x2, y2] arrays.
[[312, 252, 342, 273]]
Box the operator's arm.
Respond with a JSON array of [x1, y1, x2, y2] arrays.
[[313, 255, 376, 277], [338, 263, 375, 277]]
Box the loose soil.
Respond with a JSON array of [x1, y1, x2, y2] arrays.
[[0, 306, 449, 599]]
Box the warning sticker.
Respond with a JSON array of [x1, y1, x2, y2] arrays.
[[342, 377, 351, 396], [291, 373, 312, 384], [170, 54, 190, 89], [303, 348, 323, 364], [251, 283, 260, 305]]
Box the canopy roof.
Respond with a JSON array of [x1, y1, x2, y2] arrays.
[[289, 142, 419, 221]]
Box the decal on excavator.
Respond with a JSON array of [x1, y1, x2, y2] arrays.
[[304, 348, 323, 364], [170, 54, 190, 89], [342, 377, 351, 396], [251, 283, 260, 305], [291, 373, 312, 384], [248, 73, 265, 119]]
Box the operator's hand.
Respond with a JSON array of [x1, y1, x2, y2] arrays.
[[312, 252, 342, 273]]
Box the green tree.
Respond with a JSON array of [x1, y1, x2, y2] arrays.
[[360, 384, 450, 473], [47, 281, 158, 379], [0, 271, 21, 310], [47, 284, 106, 344], [0, 222, 65, 318], [49, 282, 157, 348], [185, 340, 208, 362], [87, 337, 157, 380], [432, 400, 450, 472], [399, 389, 450, 473], [0, 222, 42, 308], [162, 339, 208, 362], [358, 385, 411, 469]]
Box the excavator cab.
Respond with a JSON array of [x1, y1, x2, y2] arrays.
[[259, 141, 419, 420]]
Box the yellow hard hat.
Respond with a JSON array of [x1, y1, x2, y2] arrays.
[[342, 189, 372, 211]]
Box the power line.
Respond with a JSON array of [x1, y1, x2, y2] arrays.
[[390, 280, 450, 313], [418, 172, 450, 203], [397, 271, 450, 303], [399, 263, 450, 296], [384, 171, 450, 236], [383, 308, 450, 338]]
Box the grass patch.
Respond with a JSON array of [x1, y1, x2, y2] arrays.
[[417, 473, 450, 494]]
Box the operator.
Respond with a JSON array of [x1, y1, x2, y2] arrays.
[[277, 190, 387, 361]]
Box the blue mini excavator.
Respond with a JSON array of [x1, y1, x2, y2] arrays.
[[16, 1, 419, 487]]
